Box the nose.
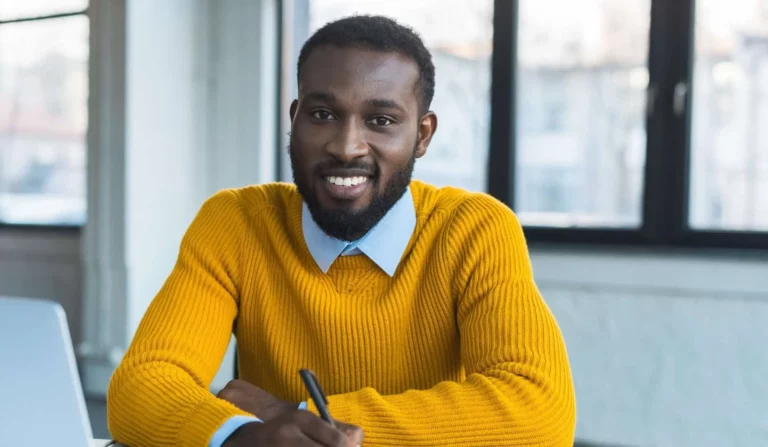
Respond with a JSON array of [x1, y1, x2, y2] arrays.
[[325, 119, 369, 162]]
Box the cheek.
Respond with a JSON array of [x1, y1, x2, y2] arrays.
[[292, 135, 321, 165], [375, 149, 414, 185], [370, 128, 416, 159], [293, 123, 334, 158], [377, 135, 415, 163]]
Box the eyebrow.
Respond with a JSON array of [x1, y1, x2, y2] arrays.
[[303, 91, 337, 103], [302, 91, 406, 113], [367, 98, 406, 113]]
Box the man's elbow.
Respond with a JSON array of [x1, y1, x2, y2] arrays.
[[105, 359, 153, 443], [498, 376, 576, 446], [527, 388, 576, 447], [105, 367, 130, 442], [542, 406, 577, 447]]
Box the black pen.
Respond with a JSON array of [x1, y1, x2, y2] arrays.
[[299, 369, 336, 427]]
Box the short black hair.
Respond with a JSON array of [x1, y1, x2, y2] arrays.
[[297, 15, 436, 115]]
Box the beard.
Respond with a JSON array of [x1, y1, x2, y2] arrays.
[[289, 140, 416, 241]]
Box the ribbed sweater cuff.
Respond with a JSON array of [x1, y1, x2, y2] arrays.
[[307, 392, 360, 427], [178, 397, 252, 447]]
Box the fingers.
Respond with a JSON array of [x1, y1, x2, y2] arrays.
[[344, 426, 364, 445], [293, 431, 331, 447], [336, 421, 364, 445], [216, 380, 293, 420], [273, 422, 322, 447], [217, 379, 264, 397], [336, 421, 365, 445], [216, 380, 263, 414], [216, 380, 244, 404], [292, 411, 349, 446], [217, 379, 247, 394]]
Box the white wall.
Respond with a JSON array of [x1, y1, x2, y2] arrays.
[[118, 0, 279, 340], [533, 248, 768, 447], [124, 0, 210, 340], [78, 0, 279, 395]]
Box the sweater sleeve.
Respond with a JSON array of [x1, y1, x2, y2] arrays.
[[307, 194, 576, 446], [107, 190, 255, 447]]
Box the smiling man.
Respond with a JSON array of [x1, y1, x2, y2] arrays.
[[107, 15, 576, 447]]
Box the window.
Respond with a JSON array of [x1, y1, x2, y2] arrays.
[[515, 0, 650, 228], [281, 0, 768, 249], [689, 0, 768, 232], [281, 0, 493, 192], [0, 1, 88, 226]]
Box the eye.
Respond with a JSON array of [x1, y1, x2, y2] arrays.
[[312, 110, 335, 120], [368, 116, 394, 126]]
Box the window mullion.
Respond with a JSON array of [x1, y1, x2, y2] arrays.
[[487, 0, 518, 206], [643, 0, 695, 245]]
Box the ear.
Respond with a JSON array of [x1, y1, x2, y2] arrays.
[[415, 111, 438, 159], [289, 99, 299, 121]]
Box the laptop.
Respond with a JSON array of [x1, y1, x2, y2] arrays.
[[0, 296, 94, 447]]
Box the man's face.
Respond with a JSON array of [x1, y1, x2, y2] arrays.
[[289, 45, 437, 241]]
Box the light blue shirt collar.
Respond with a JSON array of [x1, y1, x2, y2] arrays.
[[302, 187, 416, 276]]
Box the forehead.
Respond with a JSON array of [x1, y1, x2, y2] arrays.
[[299, 45, 420, 108]]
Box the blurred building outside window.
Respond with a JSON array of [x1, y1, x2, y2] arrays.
[[689, 0, 768, 231], [0, 0, 88, 226], [515, 0, 650, 228]]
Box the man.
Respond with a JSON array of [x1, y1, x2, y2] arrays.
[[107, 15, 576, 447]]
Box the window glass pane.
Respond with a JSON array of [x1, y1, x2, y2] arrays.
[[0, 15, 88, 225], [0, 0, 87, 21], [689, 0, 768, 231], [515, 0, 650, 228], [288, 0, 493, 192]]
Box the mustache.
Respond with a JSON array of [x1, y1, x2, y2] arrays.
[[312, 160, 378, 177], [287, 140, 378, 177]]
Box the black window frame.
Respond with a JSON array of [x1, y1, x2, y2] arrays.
[[490, 0, 768, 250], [0, 6, 89, 232], [279, 0, 768, 251]]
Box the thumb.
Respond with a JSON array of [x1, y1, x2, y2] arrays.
[[338, 423, 364, 446]]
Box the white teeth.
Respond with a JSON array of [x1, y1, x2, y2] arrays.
[[326, 176, 368, 187]]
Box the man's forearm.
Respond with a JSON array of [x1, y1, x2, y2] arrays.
[[306, 367, 576, 446], [107, 359, 252, 447]]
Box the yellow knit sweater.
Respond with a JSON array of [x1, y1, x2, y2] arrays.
[[107, 180, 576, 447]]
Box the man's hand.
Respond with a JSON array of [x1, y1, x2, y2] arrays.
[[222, 410, 364, 447], [217, 379, 295, 420], [217, 379, 364, 444]]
